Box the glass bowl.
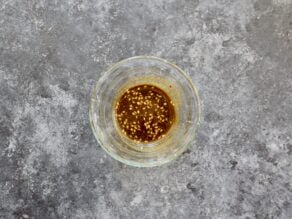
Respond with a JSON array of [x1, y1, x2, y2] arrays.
[[89, 56, 200, 167]]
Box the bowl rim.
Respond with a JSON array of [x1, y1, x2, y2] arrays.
[[89, 56, 201, 167]]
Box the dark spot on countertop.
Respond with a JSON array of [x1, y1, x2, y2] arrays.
[[266, 157, 278, 166], [68, 160, 81, 175], [230, 160, 238, 170], [0, 121, 12, 146], [253, 0, 271, 11], [186, 38, 196, 45], [186, 182, 198, 193], [182, 149, 192, 155], [255, 142, 269, 158], [38, 87, 52, 98], [287, 143, 292, 155], [191, 162, 199, 167], [13, 208, 32, 219], [58, 80, 70, 91], [222, 38, 232, 47], [186, 182, 204, 200], [205, 111, 223, 123]]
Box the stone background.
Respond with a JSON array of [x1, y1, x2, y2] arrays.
[[0, 0, 291, 218]]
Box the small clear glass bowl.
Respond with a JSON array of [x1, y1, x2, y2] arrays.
[[89, 56, 200, 167]]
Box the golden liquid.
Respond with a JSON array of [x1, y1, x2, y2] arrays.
[[115, 84, 175, 143]]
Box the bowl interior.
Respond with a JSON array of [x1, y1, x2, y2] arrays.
[[89, 56, 200, 167]]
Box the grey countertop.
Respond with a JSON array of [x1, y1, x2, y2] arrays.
[[0, 0, 291, 218]]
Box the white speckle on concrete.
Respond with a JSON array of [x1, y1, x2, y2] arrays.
[[130, 192, 144, 206], [50, 84, 77, 112]]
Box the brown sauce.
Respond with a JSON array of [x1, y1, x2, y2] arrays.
[[115, 84, 175, 143]]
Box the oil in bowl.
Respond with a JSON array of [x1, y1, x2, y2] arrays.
[[115, 84, 175, 143]]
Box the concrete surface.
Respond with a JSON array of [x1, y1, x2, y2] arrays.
[[0, 0, 292, 218]]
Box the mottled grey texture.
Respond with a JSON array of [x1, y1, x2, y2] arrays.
[[0, 0, 291, 218]]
